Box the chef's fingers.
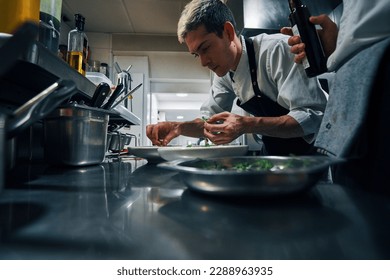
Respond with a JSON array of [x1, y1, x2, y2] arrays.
[[310, 14, 338, 57], [280, 27, 293, 36], [203, 121, 213, 131], [146, 125, 158, 145], [287, 35, 302, 47], [294, 50, 307, 64], [207, 112, 230, 123], [204, 130, 234, 145], [290, 41, 305, 55], [147, 125, 165, 146], [146, 124, 154, 138], [161, 131, 178, 146], [289, 42, 307, 64], [309, 14, 332, 27]]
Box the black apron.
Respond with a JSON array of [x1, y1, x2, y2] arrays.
[[236, 37, 314, 156]]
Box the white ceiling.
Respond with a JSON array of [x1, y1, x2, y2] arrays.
[[62, 0, 192, 35]]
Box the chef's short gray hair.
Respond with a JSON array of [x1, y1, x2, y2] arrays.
[[177, 0, 237, 43]]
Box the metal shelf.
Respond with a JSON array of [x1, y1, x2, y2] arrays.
[[0, 40, 140, 125]]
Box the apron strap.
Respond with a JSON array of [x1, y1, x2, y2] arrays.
[[245, 37, 263, 97], [239, 37, 314, 156], [240, 37, 288, 117]]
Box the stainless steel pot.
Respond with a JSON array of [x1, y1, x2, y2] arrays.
[[43, 103, 110, 166], [108, 132, 131, 152]]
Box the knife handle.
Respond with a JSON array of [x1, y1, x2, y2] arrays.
[[90, 82, 110, 107], [102, 83, 124, 109]]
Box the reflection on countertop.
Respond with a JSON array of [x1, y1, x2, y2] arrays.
[[1, 156, 390, 260]]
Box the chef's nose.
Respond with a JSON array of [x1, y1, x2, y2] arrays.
[[199, 54, 210, 67]]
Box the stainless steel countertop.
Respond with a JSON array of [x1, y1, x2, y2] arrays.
[[1, 157, 389, 260]]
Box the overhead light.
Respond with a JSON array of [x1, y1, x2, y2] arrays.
[[176, 115, 184, 119], [176, 93, 188, 97]]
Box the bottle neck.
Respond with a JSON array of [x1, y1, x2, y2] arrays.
[[289, 0, 303, 11], [75, 21, 85, 31], [288, 0, 295, 11]]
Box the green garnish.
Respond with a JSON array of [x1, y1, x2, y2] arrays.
[[232, 159, 274, 171], [196, 159, 274, 171]]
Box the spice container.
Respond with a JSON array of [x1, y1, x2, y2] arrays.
[[99, 63, 108, 78], [39, 0, 62, 53]]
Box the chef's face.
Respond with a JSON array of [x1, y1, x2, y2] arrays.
[[184, 24, 236, 77]]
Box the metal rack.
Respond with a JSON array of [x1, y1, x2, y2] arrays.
[[0, 39, 140, 125]]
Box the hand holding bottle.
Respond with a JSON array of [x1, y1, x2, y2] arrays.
[[285, 0, 328, 77], [281, 14, 338, 66]]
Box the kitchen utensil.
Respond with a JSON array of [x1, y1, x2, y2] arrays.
[[1, 79, 77, 192], [38, 0, 63, 54], [114, 61, 122, 74], [157, 145, 248, 161], [106, 132, 113, 152], [114, 62, 132, 74], [43, 103, 110, 166], [102, 83, 123, 109], [7, 80, 76, 138], [109, 83, 142, 110], [90, 82, 110, 107], [124, 133, 133, 145], [158, 156, 342, 196], [108, 132, 128, 153]]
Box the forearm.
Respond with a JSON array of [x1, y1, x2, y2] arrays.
[[178, 118, 205, 138], [241, 115, 304, 138]]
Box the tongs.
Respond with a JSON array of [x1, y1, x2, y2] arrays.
[[109, 83, 142, 110]]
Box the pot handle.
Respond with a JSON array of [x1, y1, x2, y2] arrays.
[[7, 79, 77, 138]]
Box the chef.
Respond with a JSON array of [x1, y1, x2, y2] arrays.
[[146, 0, 328, 156]]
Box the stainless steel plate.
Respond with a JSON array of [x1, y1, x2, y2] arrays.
[[157, 145, 249, 161], [128, 146, 181, 163], [158, 156, 342, 196], [128, 146, 161, 162]]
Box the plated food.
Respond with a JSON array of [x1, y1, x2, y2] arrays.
[[157, 145, 249, 161], [158, 156, 342, 196]]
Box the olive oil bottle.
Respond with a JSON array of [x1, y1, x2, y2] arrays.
[[67, 14, 88, 76], [288, 0, 327, 77]]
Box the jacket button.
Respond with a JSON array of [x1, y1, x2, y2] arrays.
[[326, 123, 332, 129]]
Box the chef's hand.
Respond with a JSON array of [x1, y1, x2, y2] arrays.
[[280, 14, 338, 63], [280, 26, 307, 64], [146, 122, 179, 146], [203, 112, 244, 145]]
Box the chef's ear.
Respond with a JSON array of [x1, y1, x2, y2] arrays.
[[224, 22, 235, 41]]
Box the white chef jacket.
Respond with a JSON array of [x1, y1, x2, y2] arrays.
[[327, 0, 390, 71], [201, 34, 328, 143]]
